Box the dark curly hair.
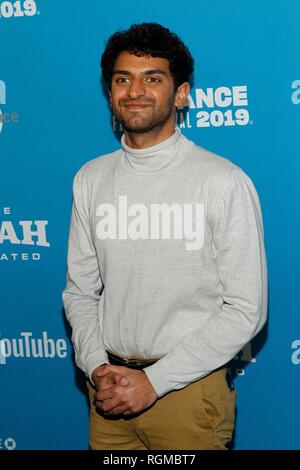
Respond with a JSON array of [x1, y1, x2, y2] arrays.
[[101, 23, 194, 91]]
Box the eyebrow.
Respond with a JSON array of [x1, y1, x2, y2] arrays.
[[112, 69, 168, 77]]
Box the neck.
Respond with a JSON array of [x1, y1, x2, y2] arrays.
[[124, 118, 176, 149]]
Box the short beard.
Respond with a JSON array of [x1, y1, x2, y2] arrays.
[[120, 108, 173, 133], [113, 95, 175, 134]]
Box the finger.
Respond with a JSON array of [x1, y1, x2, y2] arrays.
[[95, 366, 112, 377], [98, 397, 126, 413], [95, 386, 115, 402], [104, 404, 130, 416], [98, 364, 127, 376], [95, 399, 110, 408], [98, 373, 124, 387], [99, 380, 115, 390], [115, 374, 129, 386]]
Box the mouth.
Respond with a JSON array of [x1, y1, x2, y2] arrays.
[[123, 103, 151, 110]]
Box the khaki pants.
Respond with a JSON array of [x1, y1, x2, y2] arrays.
[[87, 367, 236, 450]]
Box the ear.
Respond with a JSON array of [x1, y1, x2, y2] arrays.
[[108, 90, 112, 108], [175, 82, 190, 109]]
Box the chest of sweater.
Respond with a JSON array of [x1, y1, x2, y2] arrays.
[[87, 165, 216, 283]]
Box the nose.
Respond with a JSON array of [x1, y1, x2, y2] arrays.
[[127, 77, 146, 99]]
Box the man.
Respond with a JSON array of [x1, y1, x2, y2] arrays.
[[62, 23, 267, 450]]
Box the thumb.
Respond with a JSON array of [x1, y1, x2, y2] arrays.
[[118, 375, 129, 386], [95, 365, 111, 377]]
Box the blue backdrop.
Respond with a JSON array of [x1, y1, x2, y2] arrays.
[[1, 0, 299, 450]]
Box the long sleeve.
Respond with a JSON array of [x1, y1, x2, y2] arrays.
[[144, 168, 268, 397], [62, 170, 108, 380]]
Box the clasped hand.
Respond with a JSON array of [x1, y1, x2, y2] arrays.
[[92, 364, 158, 417]]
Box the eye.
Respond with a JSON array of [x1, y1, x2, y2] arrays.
[[145, 76, 161, 83], [115, 77, 130, 83]]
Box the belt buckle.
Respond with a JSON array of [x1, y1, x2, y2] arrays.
[[127, 357, 142, 367], [123, 357, 132, 365]]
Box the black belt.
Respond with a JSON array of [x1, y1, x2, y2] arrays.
[[107, 351, 159, 370]]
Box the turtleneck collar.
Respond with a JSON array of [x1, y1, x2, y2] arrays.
[[120, 128, 182, 173]]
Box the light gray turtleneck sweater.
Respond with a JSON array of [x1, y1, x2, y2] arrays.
[[62, 128, 267, 397]]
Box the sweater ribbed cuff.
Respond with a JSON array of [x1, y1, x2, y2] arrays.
[[86, 352, 109, 385], [143, 362, 174, 398]]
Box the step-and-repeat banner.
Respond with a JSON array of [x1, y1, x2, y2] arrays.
[[1, 0, 299, 450]]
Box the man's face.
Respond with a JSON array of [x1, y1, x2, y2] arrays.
[[109, 51, 181, 133]]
